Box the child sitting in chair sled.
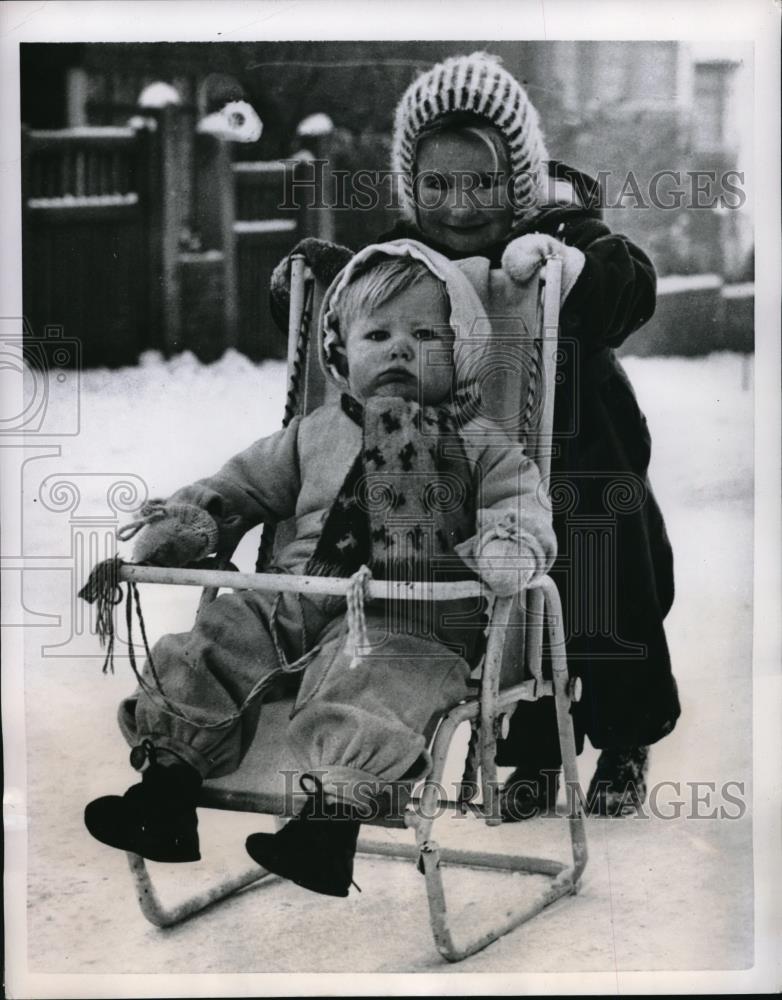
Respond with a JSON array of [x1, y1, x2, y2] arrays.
[[84, 238, 557, 898]]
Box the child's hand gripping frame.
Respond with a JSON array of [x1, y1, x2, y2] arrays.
[[112, 254, 588, 964]]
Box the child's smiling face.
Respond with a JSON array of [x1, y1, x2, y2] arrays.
[[414, 128, 515, 254], [343, 276, 455, 406]]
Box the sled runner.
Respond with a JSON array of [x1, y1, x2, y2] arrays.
[[99, 254, 587, 963]]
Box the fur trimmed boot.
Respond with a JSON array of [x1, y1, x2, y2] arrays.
[[586, 746, 650, 816], [245, 781, 360, 898], [499, 766, 561, 822], [84, 759, 202, 863]]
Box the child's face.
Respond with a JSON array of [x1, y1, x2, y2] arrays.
[[414, 129, 514, 254], [343, 276, 455, 406]]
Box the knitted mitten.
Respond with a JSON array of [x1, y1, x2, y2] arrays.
[[476, 537, 536, 596], [501, 232, 586, 301], [269, 237, 354, 331], [130, 502, 218, 567], [84, 760, 202, 862], [455, 509, 553, 596]]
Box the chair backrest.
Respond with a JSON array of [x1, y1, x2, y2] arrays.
[[284, 254, 561, 455], [285, 255, 333, 416]]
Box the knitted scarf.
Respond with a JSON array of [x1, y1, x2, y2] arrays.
[[305, 390, 480, 584]]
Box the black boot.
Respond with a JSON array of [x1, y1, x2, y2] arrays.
[[85, 756, 202, 863], [245, 781, 360, 898], [586, 746, 649, 816], [499, 766, 561, 822]]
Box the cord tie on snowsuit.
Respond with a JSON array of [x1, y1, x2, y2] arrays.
[[79, 555, 296, 731], [345, 565, 373, 669]]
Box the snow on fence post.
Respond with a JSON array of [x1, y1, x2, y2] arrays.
[[295, 113, 336, 243]]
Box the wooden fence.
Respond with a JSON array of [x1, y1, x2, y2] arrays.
[[21, 109, 331, 367]]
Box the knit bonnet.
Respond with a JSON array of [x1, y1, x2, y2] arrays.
[[391, 51, 549, 226]]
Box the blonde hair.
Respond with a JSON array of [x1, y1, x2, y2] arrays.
[[331, 254, 449, 338]]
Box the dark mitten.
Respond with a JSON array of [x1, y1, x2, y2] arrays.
[[131, 502, 219, 567], [269, 237, 354, 331]]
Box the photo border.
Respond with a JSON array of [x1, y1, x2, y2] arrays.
[[2, 1, 779, 996]]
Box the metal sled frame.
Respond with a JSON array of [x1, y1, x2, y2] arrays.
[[119, 256, 588, 963]]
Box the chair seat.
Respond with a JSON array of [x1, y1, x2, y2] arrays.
[[200, 697, 302, 815], [199, 696, 421, 827], [198, 694, 475, 828]]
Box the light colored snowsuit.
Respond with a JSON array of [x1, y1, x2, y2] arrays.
[[119, 241, 556, 806]]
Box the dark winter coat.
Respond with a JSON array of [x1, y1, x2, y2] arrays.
[[376, 160, 681, 753]]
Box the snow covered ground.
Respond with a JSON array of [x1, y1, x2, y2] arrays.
[[12, 349, 754, 979]]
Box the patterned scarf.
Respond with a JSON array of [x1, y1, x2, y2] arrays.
[[306, 389, 480, 583]]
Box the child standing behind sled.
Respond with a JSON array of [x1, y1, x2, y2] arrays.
[[85, 240, 557, 897], [272, 50, 680, 819]]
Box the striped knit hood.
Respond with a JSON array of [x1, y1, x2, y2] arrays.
[[391, 51, 550, 228]]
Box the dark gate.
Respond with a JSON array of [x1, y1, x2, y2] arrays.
[[22, 125, 159, 368]]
